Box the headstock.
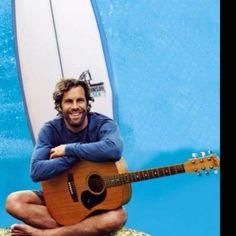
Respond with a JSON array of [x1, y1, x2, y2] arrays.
[[184, 151, 220, 175]]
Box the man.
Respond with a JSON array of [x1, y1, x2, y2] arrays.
[[6, 77, 127, 236]]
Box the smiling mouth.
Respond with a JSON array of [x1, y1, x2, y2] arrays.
[[70, 112, 81, 119]]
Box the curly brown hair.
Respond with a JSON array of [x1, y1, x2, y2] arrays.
[[53, 78, 94, 114]]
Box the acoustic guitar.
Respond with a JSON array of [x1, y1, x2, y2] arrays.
[[41, 152, 220, 225]]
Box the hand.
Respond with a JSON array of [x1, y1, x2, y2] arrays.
[[49, 145, 66, 159]]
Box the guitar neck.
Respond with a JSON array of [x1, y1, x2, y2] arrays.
[[103, 163, 185, 188]]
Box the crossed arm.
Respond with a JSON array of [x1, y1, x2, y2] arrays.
[[30, 122, 123, 182]]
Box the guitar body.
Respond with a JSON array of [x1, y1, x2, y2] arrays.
[[41, 158, 131, 225]]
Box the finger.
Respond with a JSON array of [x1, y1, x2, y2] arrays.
[[50, 148, 55, 153]]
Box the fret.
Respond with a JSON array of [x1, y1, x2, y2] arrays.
[[126, 174, 131, 183], [153, 168, 159, 177], [109, 177, 114, 187], [134, 172, 141, 181], [130, 172, 136, 182], [163, 167, 170, 176], [169, 166, 177, 174], [159, 167, 164, 177], [149, 169, 155, 179], [143, 170, 149, 180], [104, 177, 110, 186], [149, 170, 153, 178], [174, 165, 178, 173], [115, 176, 121, 186], [176, 164, 185, 173], [129, 172, 134, 182], [140, 171, 145, 180], [134, 171, 140, 180], [107, 178, 112, 187], [119, 174, 124, 185], [123, 173, 130, 184], [115, 177, 121, 186]]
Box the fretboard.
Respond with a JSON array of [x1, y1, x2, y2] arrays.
[[103, 164, 185, 188]]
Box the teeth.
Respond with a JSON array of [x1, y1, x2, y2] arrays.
[[71, 113, 81, 117]]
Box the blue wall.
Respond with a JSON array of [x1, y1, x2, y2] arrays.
[[0, 1, 220, 235]]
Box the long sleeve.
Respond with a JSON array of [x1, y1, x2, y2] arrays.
[[30, 114, 124, 182], [65, 120, 123, 162], [30, 125, 77, 182]]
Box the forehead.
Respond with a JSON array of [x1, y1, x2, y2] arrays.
[[62, 86, 86, 99]]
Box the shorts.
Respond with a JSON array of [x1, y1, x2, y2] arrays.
[[33, 190, 45, 204]]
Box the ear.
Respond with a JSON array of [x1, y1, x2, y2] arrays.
[[58, 105, 62, 113], [87, 103, 91, 112]]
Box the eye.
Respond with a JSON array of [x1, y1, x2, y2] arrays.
[[77, 98, 86, 103], [64, 99, 73, 104]]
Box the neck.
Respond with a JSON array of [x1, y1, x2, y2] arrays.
[[103, 163, 185, 188]]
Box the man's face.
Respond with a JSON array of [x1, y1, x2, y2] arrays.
[[60, 85, 88, 132]]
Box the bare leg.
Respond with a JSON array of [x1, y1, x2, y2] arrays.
[[5, 190, 59, 229], [10, 207, 127, 236], [6, 190, 127, 236]]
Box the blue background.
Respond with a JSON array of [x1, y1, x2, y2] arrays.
[[0, 0, 220, 235]]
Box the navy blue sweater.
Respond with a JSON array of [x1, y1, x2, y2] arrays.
[[30, 112, 123, 182]]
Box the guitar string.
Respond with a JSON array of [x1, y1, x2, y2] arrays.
[[88, 162, 187, 189]]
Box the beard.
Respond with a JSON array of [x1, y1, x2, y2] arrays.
[[62, 108, 88, 131]]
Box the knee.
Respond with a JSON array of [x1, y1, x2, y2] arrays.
[[114, 207, 127, 228], [102, 207, 128, 234], [5, 192, 24, 216]]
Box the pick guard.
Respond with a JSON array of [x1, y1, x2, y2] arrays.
[[81, 189, 107, 209]]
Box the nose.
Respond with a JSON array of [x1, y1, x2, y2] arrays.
[[72, 101, 79, 109]]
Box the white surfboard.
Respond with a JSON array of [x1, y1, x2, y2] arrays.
[[13, 0, 114, 142]]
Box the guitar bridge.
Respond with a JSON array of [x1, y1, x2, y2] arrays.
[[67, 173, 78, 202]]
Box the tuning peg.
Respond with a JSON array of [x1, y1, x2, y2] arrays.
[[200, 152, 206, 157], [207, 150, 213, 155], [205, 170, 209, 175], [192, 153, 198, 158], [196, 172, 202, 176], [199, 158, 204, 163]]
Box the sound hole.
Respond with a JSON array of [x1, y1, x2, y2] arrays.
[[88, 174, 104, 193]]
